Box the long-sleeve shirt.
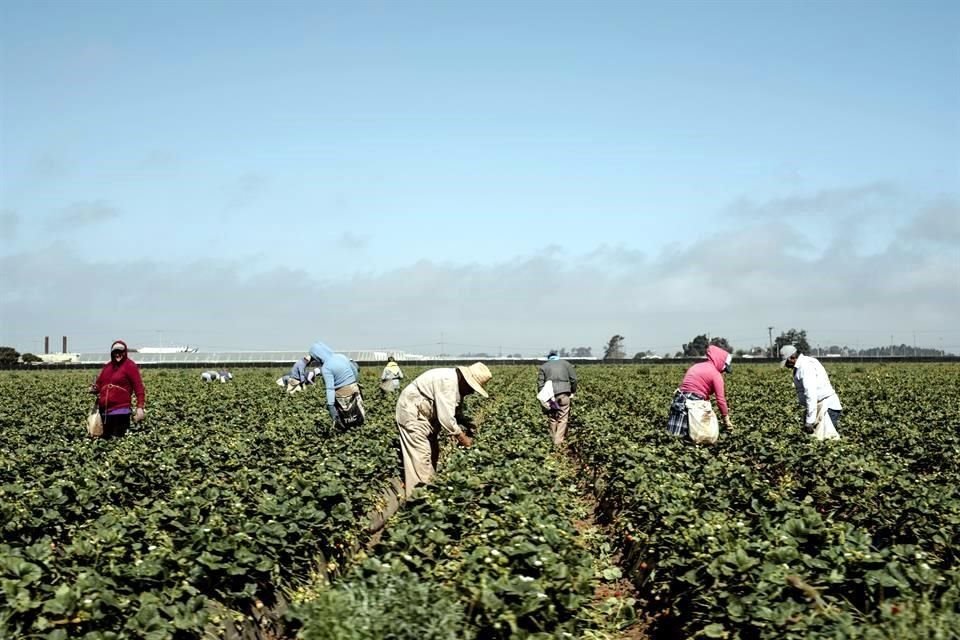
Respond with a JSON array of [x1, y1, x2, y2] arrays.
[[400, 368, 465, 436], [537, 358, 578, 395], [309, 342, 359, 405], [678, 345, 730, 417], [792, 354, 842, 424], [289, 357, 310, 383], [94, 357, 145, 413]]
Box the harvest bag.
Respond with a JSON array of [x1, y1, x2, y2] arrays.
[[336, 392, 366, 428], [685, 399, 719, 445], [86, 407, 104, 438], [812, 402, 840, 441], [536, 380, 559, 410]]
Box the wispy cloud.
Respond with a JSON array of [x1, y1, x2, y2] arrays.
[[340, 232, 368, 249], [224, 172, 268, 209], [726, 182, 899, 220], [47, 200, 120, 229], [901, 199, 960, 245]]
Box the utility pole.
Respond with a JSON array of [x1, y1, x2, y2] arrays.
[[440, 332, 445, 357], [767, 326, 774, 358]]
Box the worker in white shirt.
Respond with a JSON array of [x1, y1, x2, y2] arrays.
[[780, 345, 843, 434]]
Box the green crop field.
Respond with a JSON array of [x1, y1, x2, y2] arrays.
[[2, 364, 958, 639]]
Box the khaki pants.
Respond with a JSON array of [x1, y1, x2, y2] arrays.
[[546, 393, 571, 446], [396, 392, 440, 498]]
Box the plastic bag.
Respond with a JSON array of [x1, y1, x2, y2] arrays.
[[335, 392, 366, 428], [812, 403, 840, 440], [685, 399, 719, 445], [537, 380, 557, 410], [86, 408, 103, 438]]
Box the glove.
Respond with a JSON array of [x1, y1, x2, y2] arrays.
[[455, 432, 474, 448], [134, 408, 145, 423], [327, 404, 339, 425], [723, 415, 734, 429]]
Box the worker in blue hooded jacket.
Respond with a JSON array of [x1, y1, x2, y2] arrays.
[[308, 341, 365, 428]]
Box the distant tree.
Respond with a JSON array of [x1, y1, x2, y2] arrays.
[[558, 348, 569, 357], [682, 334, 710, 357], [0, 346, 20, 367], [709, 337, 733, 353], [21, 353, 42, 363], [571, 346, 593, 358], [603, 335, 626, 360], [774, 329, 810, 356]]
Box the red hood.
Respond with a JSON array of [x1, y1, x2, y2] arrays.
[[706, 345, 730, 372], [110, 339, 129, 364]]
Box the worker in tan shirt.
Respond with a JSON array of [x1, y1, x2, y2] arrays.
[[395, 362, 492, 497]]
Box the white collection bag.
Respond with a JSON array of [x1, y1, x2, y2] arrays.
[[686, 399, 719, 445], [536, 380, 557, 410], [812, 403, 841, 440], [86, 407, 103, 438]]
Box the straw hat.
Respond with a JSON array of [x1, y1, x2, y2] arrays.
[[457, 362, 492, 398]]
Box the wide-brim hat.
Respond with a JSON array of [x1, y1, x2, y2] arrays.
[[457, 362, 492, 398]]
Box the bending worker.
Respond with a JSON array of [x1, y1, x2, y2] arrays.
[[667, 345, 734, 438], [395, 362, 491, 497], [309, 342, 364, 428]]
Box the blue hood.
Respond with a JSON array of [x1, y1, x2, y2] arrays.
[[309, 342, 334, 363], [308, 341, 358, 404]]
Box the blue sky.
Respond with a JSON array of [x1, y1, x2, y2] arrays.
[[2, 0, 958, 355]]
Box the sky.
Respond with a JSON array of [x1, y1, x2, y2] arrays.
[[1, 0, 958, 356]]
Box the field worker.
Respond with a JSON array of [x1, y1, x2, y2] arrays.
[[200, 370, 220, 382], [278, 355, 313, 393], [780, 345, 843, 434], [666, 345, 734, 437], [89, 340, 146, 438], [395, 362, 492, 497], [379, 356, 404, 393], [309, 342, 365, 428], [218, 369, 233, 383], [537, 350, 578, 447]]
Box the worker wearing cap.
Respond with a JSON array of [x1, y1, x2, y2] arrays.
[[537, 350, 578, 447], [780, 345, 842, 434], [89, 340, 146, 438], [395, 362, 492, 497]]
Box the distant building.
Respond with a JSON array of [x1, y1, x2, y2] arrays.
[[135, 346, 199, 353]]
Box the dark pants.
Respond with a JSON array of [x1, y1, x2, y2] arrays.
[[101, 412, 130, 439], [827, 409, 842, 431]]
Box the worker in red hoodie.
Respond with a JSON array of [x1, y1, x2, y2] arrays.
[[666, 345, 734, 438], [90, 340, 146, 438]]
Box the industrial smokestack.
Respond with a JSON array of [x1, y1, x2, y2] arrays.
[[62, 336, 67, 353], [44, 336, 49, 354]]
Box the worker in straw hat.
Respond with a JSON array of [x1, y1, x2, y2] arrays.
[[394, 362, 492, 498]]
